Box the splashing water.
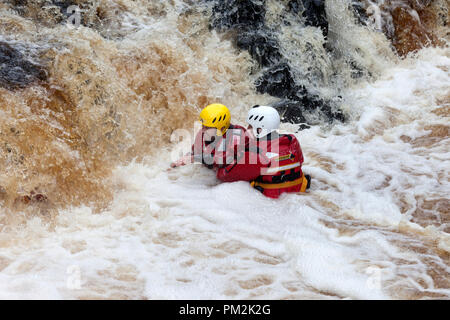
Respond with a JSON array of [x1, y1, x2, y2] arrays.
[[0, 0, 448, 299]]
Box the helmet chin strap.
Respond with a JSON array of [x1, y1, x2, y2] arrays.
[[254, 128, 274, 139]]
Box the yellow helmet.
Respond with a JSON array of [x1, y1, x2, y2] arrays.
[[199, 103, 231, 136]]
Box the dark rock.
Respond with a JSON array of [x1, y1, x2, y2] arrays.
[[255, 63, 305, 99], [209, 0, 266, 31], [349, 60, 366, 79], [272, 98, 345, 128], [15, 190, 49, 205], [288, 0, 328, 37], [236, 29, 282, 67], [52, 0, 77, 16], [9, 0, 77, 13], [32, 193, 48, 203], [351, 1, 369, 25], [272, 100, 308, 125], [206, 0, 346, 127], [0, 41, 47, 90], [8, 0, 90, 28], [20, 195, 31, 204], [255, 63, 346, 127]]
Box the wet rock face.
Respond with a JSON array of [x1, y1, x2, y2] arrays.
[[288, 0, 328, 37], [209, 0, 266, 31], [209, 0, 345, 127], [255, 62, 345, 126], [351, 1, 369, 26], [389, 1, 445, 56], [8, 0, 95, 28], [0, 42, 47, 90], [255, 63, 304, 99], [350, 0, 447, 56], [10, 0, 71, 25], [236, 29, 282, 68]]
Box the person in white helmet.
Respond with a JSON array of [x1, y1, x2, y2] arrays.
[[217, 105, 311, 198]]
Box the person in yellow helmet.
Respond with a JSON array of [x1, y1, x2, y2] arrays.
[[170, 103, 247, 169]]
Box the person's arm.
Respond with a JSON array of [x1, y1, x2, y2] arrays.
[[170, 130, 203, 168], [170, 152, 194, 168], [171, 130, 216, 168], [289, 135, 304, 165], [216, 146, 269, 182]]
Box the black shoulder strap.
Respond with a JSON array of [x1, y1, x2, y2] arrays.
[[245, 145, 262, 154], [280, 134, 292, 141]]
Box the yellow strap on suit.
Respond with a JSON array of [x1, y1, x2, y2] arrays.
[[251, 173, 308, 192]]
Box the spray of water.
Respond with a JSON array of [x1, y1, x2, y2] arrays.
[[0, 0, 448, 299]]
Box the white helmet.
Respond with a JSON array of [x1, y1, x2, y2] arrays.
[[247, 105, 280, 139]]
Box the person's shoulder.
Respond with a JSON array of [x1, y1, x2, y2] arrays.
[[279, 134, 301, 147], [280, 133, 297, 141]]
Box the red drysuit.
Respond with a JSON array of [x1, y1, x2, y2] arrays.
[[191, 124, 247, 169], [217, 133, 309, 198]]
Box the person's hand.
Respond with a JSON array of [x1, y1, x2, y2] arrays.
[[170, 154, 193, 168]]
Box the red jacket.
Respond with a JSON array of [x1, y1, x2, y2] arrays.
[[192, 124, 247, 169], [217, 133, 308, 198]]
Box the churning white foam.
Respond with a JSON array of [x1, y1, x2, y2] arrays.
[[0, 46, 448, 299]]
